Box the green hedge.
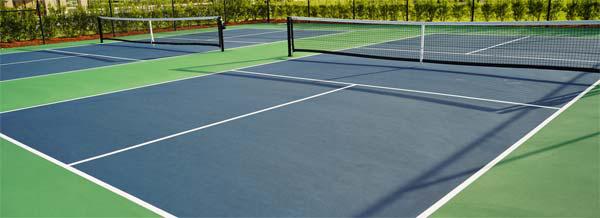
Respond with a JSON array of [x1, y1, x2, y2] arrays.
[[1, 0, 599, 43]]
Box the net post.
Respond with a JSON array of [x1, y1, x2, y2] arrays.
[[419, 24, 425, 63], [35, 0, 46, 44], [287, 17, 293, 57], [218, 16, 225, 52], [98, 17, 104, 43]]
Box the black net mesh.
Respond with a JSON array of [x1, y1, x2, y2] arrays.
[[289, 17, 600, 72]]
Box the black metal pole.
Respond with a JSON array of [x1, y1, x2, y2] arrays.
[[223, 0, 227, 26], [218, 16, 224, 52], [307, 0, 310, 17], [352, 0, 356, 19], [287, 17, 292, 57], [546, 0, 552, 21], [108, 0, 115, 36], [35, 0, 46, 44], [470, 0, 475, 22], [172, 0, 176, 30], [266, 0, 270, 23], [98, 17, 104, 43], [405, 0, 409, 21]]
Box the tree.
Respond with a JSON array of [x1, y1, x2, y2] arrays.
[[437, 0, 452, 21], [527, 0, 545, 20], [451, 0, 468, 21], [481, 0, 495, 21], [495, 0, 511, 21]]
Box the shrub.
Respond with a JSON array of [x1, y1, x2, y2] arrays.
[[481, 0, 495, 21], [451, 0, 467, 21], [495, 0, 511, 20], [578, 0, 600, 19], [437, 0, 451, 21], [565, 0, 578, 19], [527, 0, 545, 20]]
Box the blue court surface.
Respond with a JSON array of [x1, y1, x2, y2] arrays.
[[0, 28, 335, 81], [1, 49, 598, 217]]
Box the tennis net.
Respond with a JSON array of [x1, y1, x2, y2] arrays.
[[287, 17, 600, 72], [98, 16, 224, 50]]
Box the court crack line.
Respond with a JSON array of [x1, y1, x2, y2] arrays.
[[67, 84, 355, 166], [232, 69, 561, 110]]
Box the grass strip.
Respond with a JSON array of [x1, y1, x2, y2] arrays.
[[0, 138, 159, 217], [432, 85, 600, 217]]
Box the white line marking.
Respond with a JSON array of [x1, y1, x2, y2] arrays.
[[224, 30, 286, 39], [47, 49, 140, 61], [417, 78, 600, 218], [0, 133, 176, 218], [0, 30, 297, 83], [466, 36, 531, 54], [68, 84, 355, 166], [168, 37, 263, 44], [1, 54, 87, 66], [232, 69, 561, 110], [359, 47, 598, 63]]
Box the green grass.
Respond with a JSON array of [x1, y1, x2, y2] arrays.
[[0, 139, 159, 217], [433, 85, 600, 217]]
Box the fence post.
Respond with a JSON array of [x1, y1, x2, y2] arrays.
[[546, 0, 552, 20], [35, 0, 46, 44], [405, 0, 409, 21], [108, 0, 115, 36], [470, 0, 475, 21], [352, 0, 355, 19], [172, 0, 176, 30], [223, 0, 227, 26], [266, 0, 270, 23], [307, 0, 310, 17]]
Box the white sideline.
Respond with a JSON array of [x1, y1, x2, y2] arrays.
[[0, 133, 177, 218], [232, 69, 561, 110], [466, 36, 531, 54], [1, 54, 87, 66], [47, 49, 141, 61], [68, 84, 355, 166], [416, 78, 600, 218]]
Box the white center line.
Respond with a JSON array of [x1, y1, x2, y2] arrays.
[[465, 36, 531, 55], [232, 69, 561, 110], [68, 84, 356, 166]]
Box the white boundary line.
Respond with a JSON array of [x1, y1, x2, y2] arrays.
[[0, 31, 357, 114], [68, 84, 355, 166], [0, 132, 177, 218], [0, 31, 287, 83], [232, 70, 560, 110], [466, 36, 531, 55], [417, 78, 600, 218], [46, 49, 141, 61], [358, 46, 598, 63], [1, 54, 87, 66], [224, 30, 286, 39], [0, 27, 334, 83]]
